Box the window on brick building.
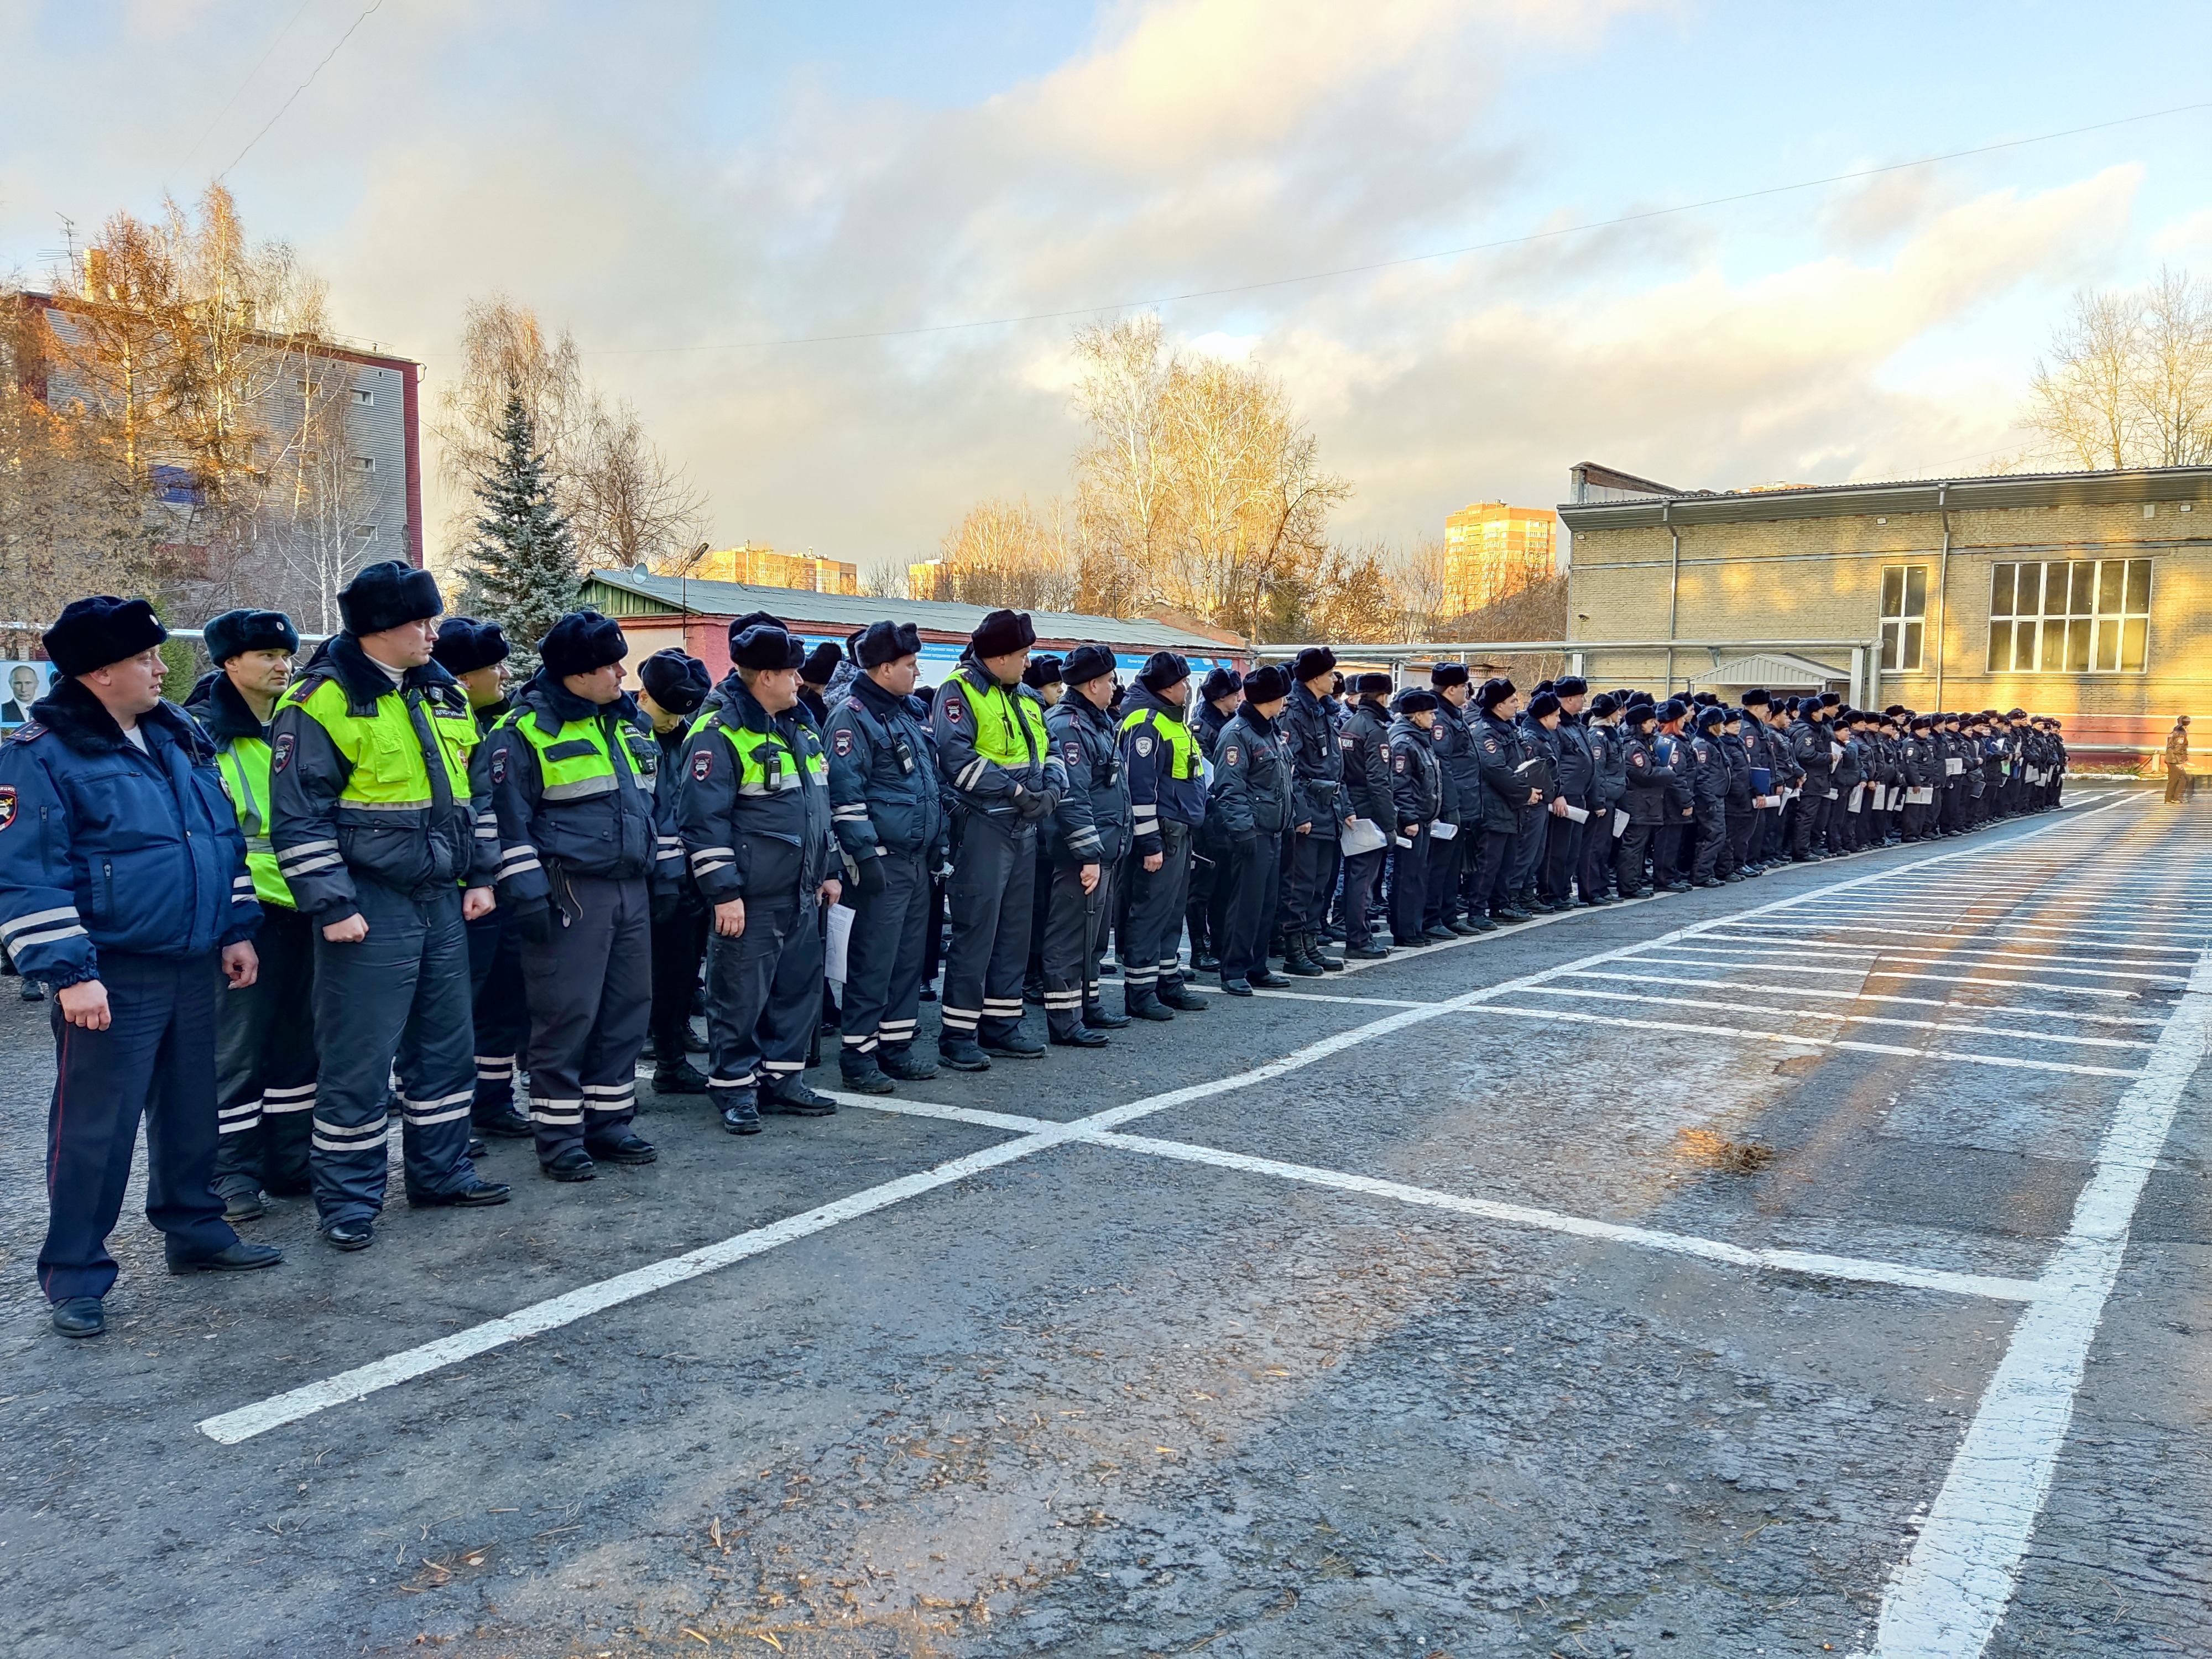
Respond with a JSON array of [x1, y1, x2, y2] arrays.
[[1986, 557, 2150, 674], [1879, 563, 1927, 672]]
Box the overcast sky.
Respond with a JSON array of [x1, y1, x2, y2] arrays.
[[7, 0, 2212, 572]]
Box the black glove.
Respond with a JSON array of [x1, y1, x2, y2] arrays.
[[515, 901, 558, 946], [650, 891, 679, 925], [1012, 787, 1047, 822], [854, 852, 888, 896]]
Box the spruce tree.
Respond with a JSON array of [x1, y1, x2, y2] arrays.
[[461, 394, 577, 669]]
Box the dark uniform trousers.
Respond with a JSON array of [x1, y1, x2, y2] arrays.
[[706, 889, 823, 1100], [41, 951, 238, 1302], [1542, 806, 1585, 904], [312, 881, 484, 1225], [1691, 803, 1727, 881], [1578, 810, 1615, 900], [1122, 820, 1192, 1006], [1043, 860, 1114, 1036], [1389, 828, 1431, 943], [1725, 804, 1755, 872], [1507, 804, 1546, 895], [940, 814, 1036, 1047], [1339, 847, 1387, 946], [1184, 834, 1219, 963], [1282, 829, 1337, 933], [464, 907, 530, 1118], [841, 847, 932, 1066], [1746, 804, 1773, 863], [649, 901, 708, 1059], [519, 873, 651, 1164], [211, 904, 318, 1196], [1422, 827, 1462, 928], [1614, 821, 1655, 894], [1217, 830, 1284, 985], [1468, 828, 1516, 915]]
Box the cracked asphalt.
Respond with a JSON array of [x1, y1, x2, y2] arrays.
[[2, 782, 2208, 1659]]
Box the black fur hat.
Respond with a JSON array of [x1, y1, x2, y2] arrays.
[[44, 596, 167, 677], [1243, 664, 1292, 703], [1393, 687, 1439, 714], [338, 561, 442, 635], [1064, 644, 1117, 685], [801, 642, 842, 685], [1138, 651, 1190, 694], [539, 609, 629, 679], [202, 608, 299, 665], [638, 648, 711, 714], [1201, 666, 1244, 702], [1430, 662, 1470, 688], [1293, 646, 1337, 681], [853, 620, 922, 669], [971, 608, 1036, 659], [430, 616, 510, 676], [1022, 654, 1064, 689], [732, 624, 805, 672], [1354, 671, 1394, 697]]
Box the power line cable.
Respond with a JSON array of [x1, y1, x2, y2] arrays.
[[586, 97, 2212, 357], [178, 0, 321, 176], [217, 0, 388, 181]]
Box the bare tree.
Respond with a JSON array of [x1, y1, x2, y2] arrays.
[[860, 558, 906, 599], [1071, 316, 1176, 617], [568, 399, 708, 571], [933, 497, 1079, 611], [2025, 269, 2212, 469]]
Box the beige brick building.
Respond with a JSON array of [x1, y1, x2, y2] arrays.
[[1558, 462, 2212, 761]]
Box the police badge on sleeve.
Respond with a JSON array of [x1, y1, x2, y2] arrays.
[[271, 732, 296, 774], [0, 786, 15, 831], [692, 749, 713, 781]]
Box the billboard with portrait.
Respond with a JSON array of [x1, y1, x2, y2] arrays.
[[0, 661, 53, 726]]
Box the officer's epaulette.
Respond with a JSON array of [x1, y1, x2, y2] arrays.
[[9, 721, 46, 744]]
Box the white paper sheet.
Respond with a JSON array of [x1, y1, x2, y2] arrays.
[[1429, 820, 1459, 841], [1946, 757, 1964, 775], [1611, 807, 1630, 836], [1563, 804, 1590, 825], [824, 902, 855, 984], [1340, 816, 1387, 856]]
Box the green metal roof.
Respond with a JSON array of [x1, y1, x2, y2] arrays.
[[578, 567, 1236, 653]]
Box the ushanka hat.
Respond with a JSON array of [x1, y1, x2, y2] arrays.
[[44, 596, 167, 677], [852, 620, 922, 669], [538, 609, 628, 678], [338, 561, 442, 635], [971, 608, 1036, 659], [430, 616, 509, 676], [732, 624, 806, 672], [1063, 643, 1117, 685], [202, 608, 299, 665]]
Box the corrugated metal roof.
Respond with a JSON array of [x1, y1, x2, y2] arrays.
[[580, 568, 1235, 653], [1686, 651, 1849, 689], [1557, 463, 2212, 531]]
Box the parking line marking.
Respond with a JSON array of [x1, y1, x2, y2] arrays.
[[1092, 1131, 2043, 1303], [1867, 947, 2212, 1659], [190, 799, 2128, 1444], [1460, 1003, 2146, 1079]]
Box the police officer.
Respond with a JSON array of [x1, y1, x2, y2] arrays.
[[637, 648, 714, 1093], [1041, 644, 1131, 1045], [1421, 665, 1473, 940], [1717, 705, 1755, 879], [1614, 697, 1670, 899], [3, 597, 282, 1337], [1648, 698, 1695, 888], [1787, 695, 1837, 862], [430, 616, 533, 1141], [189, 608, 318, 1221], [1543, 677, 1595, 907], [931, 609, 1061, 1068], [1577, 692, 1625, 903], [1186, 666, 1243, 973], [1337, 672, 1397, 957], [1464, 677, 1531, 926], [1687, 705, 1730, 886], [270, 564, 510, 1250], [476, 610, 662, 1180], [1021, 654, 1066, 1005], [1208, 665, 1295, 997], [797, 642, 841, 729], [1385, 687, 1444, 947], [1119, 652, 1209, 1019], [681, 623, 842, 1131], [826, 620, 946, 1092], [1279, 647, 1346, 973]]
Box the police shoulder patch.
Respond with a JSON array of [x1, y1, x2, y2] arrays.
[[1338, 734, 1354, 750], [943, 692, 965, 722], [1135, 733, 1154, 757], [1394, 754, 1407, 772], [1062, 737, 1082, 763], [271, 731, 296, 774], [1223, 745, 1240, 766], [1483, 738, 1500, 754], [491, 747, 508, 784], [833, 728, 854, 757], [0, 786, 15, 830], [692, 748, 713, 781]]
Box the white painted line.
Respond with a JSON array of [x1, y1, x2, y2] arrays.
[[1696, 938, 2189, 982], [1551, 969, 2167, 1025], [1517, 986, 2155, 1050], [1867, 948, 2212, 1659], [1092, 1133, 2042, 1303], [1252, 989, 1434, 1009], [1620, 951, 2142, 999], [192, 794, 2131, 1444], [196, 1121, 1086, 1444], [1328, 888, 1670, 974], [1460, 1003, 2146, 1079]]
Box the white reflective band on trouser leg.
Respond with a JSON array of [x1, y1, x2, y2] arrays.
[[529, 1100, 585, 1126], [262, 1084, 317, 1113]]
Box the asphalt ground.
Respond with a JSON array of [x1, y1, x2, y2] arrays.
[[2, 783, 2208, 1659]]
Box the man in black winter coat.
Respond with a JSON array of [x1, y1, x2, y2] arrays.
[[1335, 673, 1397, 959]]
